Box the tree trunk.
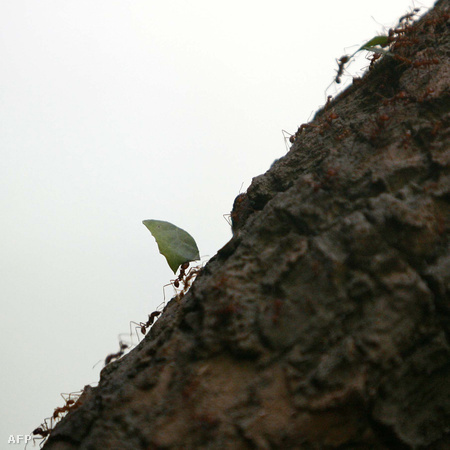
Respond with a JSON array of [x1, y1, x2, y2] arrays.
[[43, 2, 450, 448]]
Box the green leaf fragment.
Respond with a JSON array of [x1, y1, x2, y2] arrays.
[[362, 46, 392, 56], [359, 35, 389, 51], [142, 219, 200, 273], [349, 35, 392, 59]]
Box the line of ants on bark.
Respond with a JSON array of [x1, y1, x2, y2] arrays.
[[282, 7, 447, 152], [28, 6, 449, 448], [28, 261, 202, 448]]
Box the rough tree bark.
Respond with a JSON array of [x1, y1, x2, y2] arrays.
[[43, 2, 449, 449]]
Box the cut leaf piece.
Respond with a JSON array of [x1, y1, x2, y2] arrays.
[[359, 35, 389, 51], [142, 220, 200, 273]]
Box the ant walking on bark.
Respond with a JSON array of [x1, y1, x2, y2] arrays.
[[179, 266, 202, 298], [282, 129, 295, 151], [163, 262, 190, 302], [92, 336, 131, 368], [27, 418, 52, 448], [27, 387, 90, 448], [335, 55, 350, 84], [54, 390, 83, 421], [163, 261, 203, 301], [368, 52, 382, 70], [130, 309, 162, 341], [398, 7, 420, 25], [104, 340, 130, 366]]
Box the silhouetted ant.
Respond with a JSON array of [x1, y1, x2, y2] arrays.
[[163, 262, 191, 301], [399, 8, 420, 24], [52, 390, 84, 423], [52, 398, 79, 423], [130, 310, 162, 341], [282, 129, 295, 151], [181, 266, 202, 294], [60, 390, 82, 406], [335, 55, 349, 84], [104, 340, 129, 366], [294, 122, 318, 140], [368, 52, 382, 70], [27, 419, 52, 449]]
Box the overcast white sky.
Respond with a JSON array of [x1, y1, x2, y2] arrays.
[[1, 0, 435, 444]]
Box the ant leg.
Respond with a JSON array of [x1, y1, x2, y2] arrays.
[[223, 213, 232, 226], [60, 390, 82, 407], [163, 280, 181, 304], [129, 321, 146, 342], [282, 130, 294, 152]]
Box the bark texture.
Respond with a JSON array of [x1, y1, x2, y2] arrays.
[[43, 2, 450, 449]]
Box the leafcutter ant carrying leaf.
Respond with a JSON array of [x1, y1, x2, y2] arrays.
[[142, 220, 200, 273]]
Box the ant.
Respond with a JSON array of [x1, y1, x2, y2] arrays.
[[324, 95, 333, 110], [368, 52, 382, 70], [230, 193, 253, 235], [163, 262, 191, 301], [60, 390, 82, 406], [325, 111, 339, 124], [392, 54, 413, 65], [173, 265, 202, 301], [52, 402, 73, 422], [180, 266, 201, 295], [399, 8, 420, 24], [104, 340, 129, 366], [335, 55, 349, 84], [130, 310, 162, 341], [282, 130, 295, 151], [27, 419, 52, 449], [295, 122, 317, 138], [55, 390, 84, 420], [412, 58, 439, 68], [391, 35, 419, 50]]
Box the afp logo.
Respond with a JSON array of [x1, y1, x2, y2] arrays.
[[7, 435, 32, 445]]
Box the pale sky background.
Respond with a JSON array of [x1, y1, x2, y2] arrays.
[[1, 0, 435, 445]]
